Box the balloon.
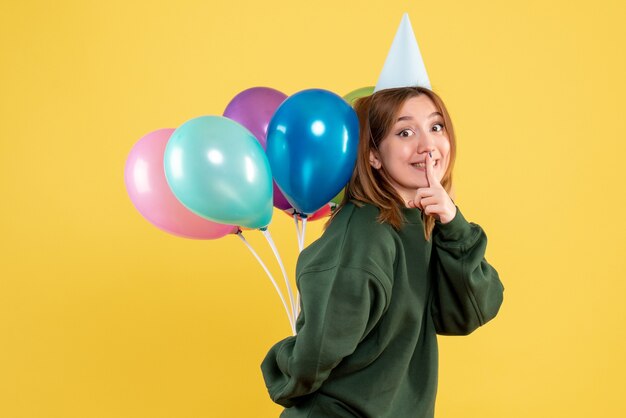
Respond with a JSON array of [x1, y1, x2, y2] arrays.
[[343, 86, 374, 106], [330, 188, 345, 206], [266, 89, 359, 215], [164, 116, 273, 229], [223, 87, 292, 210], [270, 173, 294, 211], [286, 204, 332, 222], [223, 87, 287, 149], [124, 129, 236, 239]]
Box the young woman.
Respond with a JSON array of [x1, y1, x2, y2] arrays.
[[261, 87, 504, 418]]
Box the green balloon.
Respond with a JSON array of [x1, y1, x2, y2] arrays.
[[333, 87, 372, 208], [330, 188, 345, 206], [343, 86, 375, 107], [164, 116, 273, 229]]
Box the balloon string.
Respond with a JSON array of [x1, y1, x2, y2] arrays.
[[301, 217, 308, 250], [293, 214, 302, 250], [293, 215, 303, 319], [293, 213, 308, 252], [294, 216, 308, 318], [298, 220, 304, 251], [262, 228, 297, 326], [237, 231, 295, 335]]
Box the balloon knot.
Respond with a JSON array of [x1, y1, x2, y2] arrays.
[[294, 210, 308, 219]]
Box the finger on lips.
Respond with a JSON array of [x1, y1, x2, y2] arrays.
[[413, 152, 440, 211], [425, 151, 438, 187]]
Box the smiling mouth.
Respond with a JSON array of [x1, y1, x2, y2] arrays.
[[411, 160, 439, 169]]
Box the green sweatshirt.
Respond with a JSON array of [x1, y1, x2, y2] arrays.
[[261, 202, 504, 418]]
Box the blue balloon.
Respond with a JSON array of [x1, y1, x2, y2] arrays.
[[266, 89, 359, 215]]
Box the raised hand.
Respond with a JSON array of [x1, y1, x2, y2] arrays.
[[407, 152, 457, 224]]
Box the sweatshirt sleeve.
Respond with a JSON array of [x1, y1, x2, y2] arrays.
[[430, 206, 504, 336], [260, 265, 389, 407]]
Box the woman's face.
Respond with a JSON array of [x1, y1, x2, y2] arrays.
[[370, 95, 451, 204]]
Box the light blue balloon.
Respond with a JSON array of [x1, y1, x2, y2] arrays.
[[164, 116, 273, 229], [266, 89, 359, 215]]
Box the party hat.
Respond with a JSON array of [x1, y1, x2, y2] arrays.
[[374, 13, 431, 92]]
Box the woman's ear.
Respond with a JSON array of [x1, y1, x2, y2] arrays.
[[369, 150, 382, 169]]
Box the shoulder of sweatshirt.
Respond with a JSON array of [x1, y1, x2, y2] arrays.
[[296, 202, 398, 287]]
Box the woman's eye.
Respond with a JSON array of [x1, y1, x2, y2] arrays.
[[398, 129, 414, 138], [432, 123, 444, 132]]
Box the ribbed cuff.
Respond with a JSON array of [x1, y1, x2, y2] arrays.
[[433, 206, 474, 243]]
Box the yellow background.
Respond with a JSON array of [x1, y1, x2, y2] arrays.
[[1, 0, 625, 416]]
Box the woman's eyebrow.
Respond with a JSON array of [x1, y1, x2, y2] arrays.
[[396, 112, 442, 123]]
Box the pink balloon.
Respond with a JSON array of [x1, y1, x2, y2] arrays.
[[124, 129, 237, 239]]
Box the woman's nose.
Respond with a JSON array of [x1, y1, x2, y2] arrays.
[[416, 133, 436, 153]]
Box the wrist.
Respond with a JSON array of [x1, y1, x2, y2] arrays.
[[438, 205, 457, 225], [433, 206, 475, 243]]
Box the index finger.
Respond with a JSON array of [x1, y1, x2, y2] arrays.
[[425, 151, 440, 187]]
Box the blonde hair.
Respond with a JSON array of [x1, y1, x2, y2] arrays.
[[328, 87, 457, 240]]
